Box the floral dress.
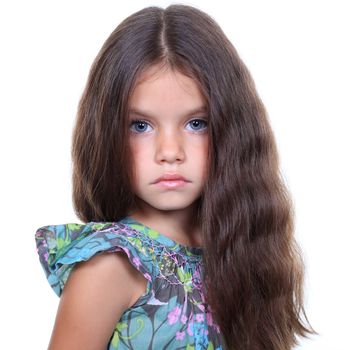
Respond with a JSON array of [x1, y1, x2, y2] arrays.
[[35, 216, 224, 350]]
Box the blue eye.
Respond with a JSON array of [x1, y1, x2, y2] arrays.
[[186, 119, 208, 132], [129, 120, 153, 133], [129, 118, 208, 134]]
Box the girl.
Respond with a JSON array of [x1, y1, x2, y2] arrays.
[[35, 4, 316, 350]]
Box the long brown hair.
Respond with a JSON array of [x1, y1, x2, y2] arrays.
[[71, 4, 317, 349]]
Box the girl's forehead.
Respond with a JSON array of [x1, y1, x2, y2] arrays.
[[132, 66, 203, 100], [128, 71, 207, 122], [130, 76, 205, 111], [128, 63, 208, 116]]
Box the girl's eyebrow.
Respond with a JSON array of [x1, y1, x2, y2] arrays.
[[129, 106, 208, 118]]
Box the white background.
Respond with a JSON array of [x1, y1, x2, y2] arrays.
[[1, 0, 349, 349]]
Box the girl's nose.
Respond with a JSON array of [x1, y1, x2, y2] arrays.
[[155, 131, 185, 164]]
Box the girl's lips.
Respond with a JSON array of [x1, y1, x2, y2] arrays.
[[153, 179, 188, 189], [152, 173, 189, 184]]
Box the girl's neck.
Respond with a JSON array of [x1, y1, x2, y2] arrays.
[[127, 204, 202, 248]]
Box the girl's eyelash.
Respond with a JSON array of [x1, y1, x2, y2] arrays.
[[186, 118, 208, 132], [129, 119, 151, 133], [129, 118, 208, 133]]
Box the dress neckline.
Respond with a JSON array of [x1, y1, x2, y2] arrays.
[[119, 216, 203, 258]]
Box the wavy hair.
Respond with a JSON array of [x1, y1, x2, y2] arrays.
[[71, 4, 316, 349]]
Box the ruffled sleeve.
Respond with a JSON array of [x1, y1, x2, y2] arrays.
[[34, 222, 155, 305]]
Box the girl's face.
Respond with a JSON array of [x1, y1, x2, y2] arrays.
[[127, 64, 209, 216]]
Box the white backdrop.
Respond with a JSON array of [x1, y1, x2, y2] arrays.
[[0, 0, 349, 349]]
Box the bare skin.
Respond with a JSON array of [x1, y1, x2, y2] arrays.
[[47, 252, 147, 350], [128, 200, 203, 248]]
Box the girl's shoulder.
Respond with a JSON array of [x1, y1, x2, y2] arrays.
[[35, 219, 225, 348], [34, 220, 154, 302]]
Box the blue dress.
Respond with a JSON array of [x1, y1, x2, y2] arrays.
[[35, 216, 224, 349]]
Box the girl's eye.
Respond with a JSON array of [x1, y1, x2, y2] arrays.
[[186, 119, 208, 132], [129, 118, 208, 134], [129, 120, 153, 133]]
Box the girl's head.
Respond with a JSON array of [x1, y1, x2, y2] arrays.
[[127, 63, 209, 217], [72, 4, 269, 222], [72, 5, 316, 348]]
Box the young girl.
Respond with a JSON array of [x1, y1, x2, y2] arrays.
[[35, 4, 316, 350]]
